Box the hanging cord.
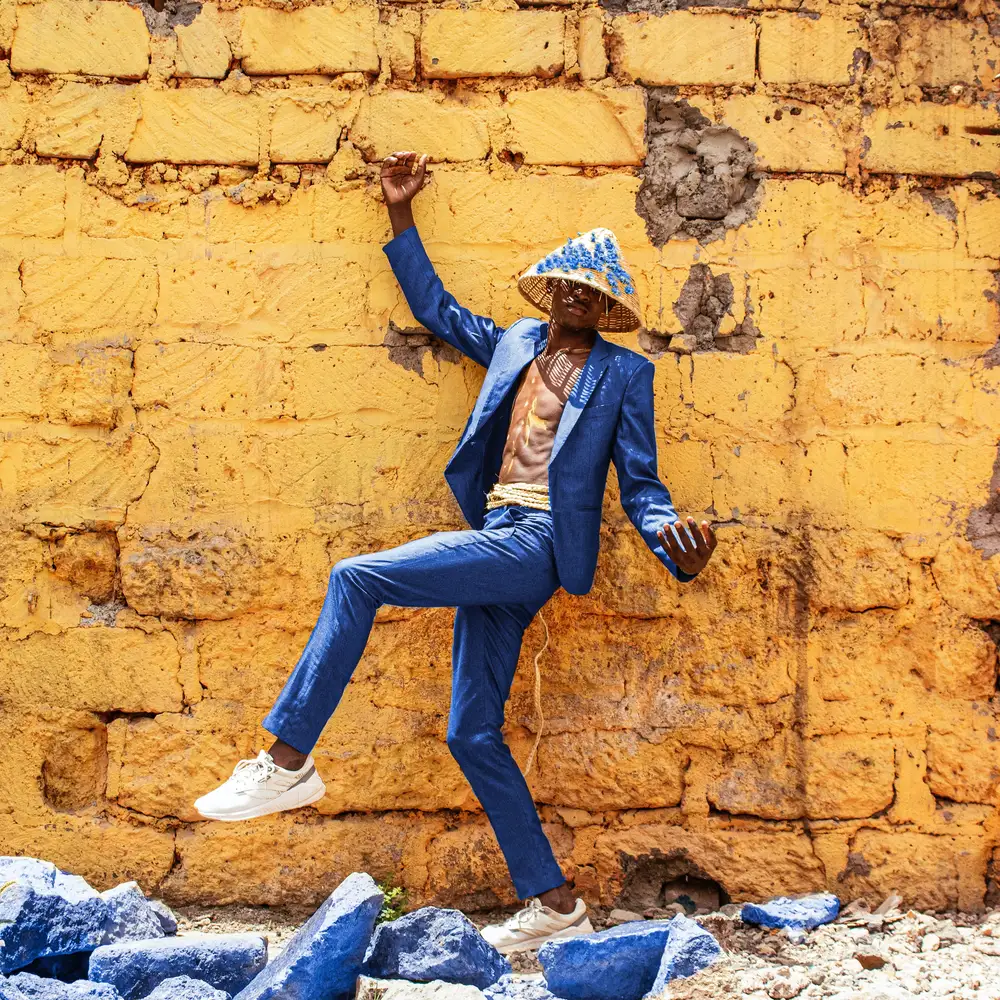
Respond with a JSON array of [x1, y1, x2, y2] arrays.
[[521, 610, 550, 777]]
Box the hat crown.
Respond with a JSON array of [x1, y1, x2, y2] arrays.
[[517, 227, 642, 333]]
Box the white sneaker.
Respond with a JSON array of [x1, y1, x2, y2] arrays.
[[481, 897, 594, 954], [194, 750, 326, 821]]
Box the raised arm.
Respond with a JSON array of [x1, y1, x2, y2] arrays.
[[381, 152, 502, 368], [612, 361, 717, 582]]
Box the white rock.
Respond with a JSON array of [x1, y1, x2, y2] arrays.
[[920, 933, 941, 953], [356, 978, 486, 999]]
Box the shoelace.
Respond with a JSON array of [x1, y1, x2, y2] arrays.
[[505, 897, 545, 931], [231, 752, 277, 790]]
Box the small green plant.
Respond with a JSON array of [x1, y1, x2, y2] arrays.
[[375, 878, 408, 924]]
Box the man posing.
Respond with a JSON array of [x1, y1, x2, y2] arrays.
[[195, 152, 718, 952]]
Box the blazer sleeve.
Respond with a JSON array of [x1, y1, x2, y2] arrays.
[[612, 360, 699, 583], [383, 226, 502, 368]]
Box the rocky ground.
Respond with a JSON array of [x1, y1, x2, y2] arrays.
[[173, 900, 1000, 999]]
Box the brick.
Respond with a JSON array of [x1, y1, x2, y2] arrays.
[[11, 0, 149, 78], [505, 86, 645, 165], [0, 629, 182, 713], [270, 90, 359, 164], [898, 17, 1000, 88], [965, 195, 1000, 258], [717, 94, 846, 173], [612, 12, 755, 86], [863, 104, 1000, 177], [21, 257, 157, 334], [421, 11, 565, 78], [157, 255, 369, 344], [238, 6, 378, 75], [174, 3, 232, 80], [33, 82, 139, 159], [578, 8, 608, 81], [863, 267, 999, 345], [752, 268, 865, 347], [928, 725, 1000, 803], [0, 344, 45, 417], [759, 14, 863, 86], [0, 251, 22, 329], [0, 424, 160, 528], [0, 165, 65, 237], [0, 81, 28, 149], [387, 11, 418, 82], [350, 91, 491, 163], [127, 89, 260, 166]]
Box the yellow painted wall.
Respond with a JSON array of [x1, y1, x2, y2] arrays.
[[0, 0, 998, 913]]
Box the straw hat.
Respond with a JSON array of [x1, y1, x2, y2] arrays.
[[518, 228, 642, 333]]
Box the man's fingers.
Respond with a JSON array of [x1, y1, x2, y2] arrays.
[[657, 528, 682, 564], [686, 517, 709, 555], [414, 153, 429, 185], [705, 522, 719, 551], [671, 521, 693, 554]]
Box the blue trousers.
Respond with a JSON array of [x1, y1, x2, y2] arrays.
[[263, 505, 565, 899]]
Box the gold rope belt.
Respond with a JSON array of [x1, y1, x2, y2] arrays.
[[485, 481, 551, 512], [483, 481, 551, 776]]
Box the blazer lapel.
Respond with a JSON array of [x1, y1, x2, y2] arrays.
[[548, 334, 612, 466], [467, 321, 545, 438]]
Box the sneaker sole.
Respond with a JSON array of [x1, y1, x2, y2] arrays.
[[493, 920, 594, 955], [195, 778, 327, 822]]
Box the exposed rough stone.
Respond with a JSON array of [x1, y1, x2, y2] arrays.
[[99, 883, 165, 946], [4, 976, 118, 1000], [0, 859, 107, 974], [233, 872, 383, 1000], [636, 94, 760, 247], [357, 980, 484, 1000], [645, 914, 722, 994], [145, 977, 227, 1000], [88, 935, 267, 1000], [365, 909, 511, 990], [741, 895, 841, 931], [147, 902, 178, 936], [538, 920, 673, 1000], [967, 447, 1000, 559], [483, 975, 556, 999]]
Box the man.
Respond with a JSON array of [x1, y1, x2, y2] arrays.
[[195, 152, 718, 952]]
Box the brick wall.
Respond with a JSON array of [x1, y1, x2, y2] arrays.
[[0, 0, 998, 913]]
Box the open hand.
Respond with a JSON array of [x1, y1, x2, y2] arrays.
[[381, 151, 430, 206], [657, 517, 717, 577]]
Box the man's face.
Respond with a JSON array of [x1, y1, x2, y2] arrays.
[[548, 278, 608, 330]]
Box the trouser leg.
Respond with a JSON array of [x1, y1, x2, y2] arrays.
[[448, 603, 564, 900], [263, 507, 559, 756]]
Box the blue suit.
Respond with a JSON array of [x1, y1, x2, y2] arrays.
[[264, 226, 695, 900]]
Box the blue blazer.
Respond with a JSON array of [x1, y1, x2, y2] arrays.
[[384, 227, 696, 595]]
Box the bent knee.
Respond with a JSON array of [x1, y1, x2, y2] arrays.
[[446, 726, 504, 762], [329, 554, 369, 588]]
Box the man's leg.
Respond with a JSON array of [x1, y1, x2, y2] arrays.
[[195, 508, 559, 819], [450, 603, 594, 951]]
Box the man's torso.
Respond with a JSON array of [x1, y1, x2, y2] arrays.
[[497, 347, 592, 485]]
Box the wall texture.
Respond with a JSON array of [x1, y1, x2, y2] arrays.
[[0, 0, 998, 914]]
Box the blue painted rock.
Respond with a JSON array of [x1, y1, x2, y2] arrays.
[[234, 872, 383, 1000], [145, 977, 228, 1000], [0, 860, 107, 973], [89, 934, 266, 1000], [6, 974, 119, 999], [365, 908, 511, 990], [644, 915, 721, 997], [482, 975, 557, 999], [0, 977, 27, 1000], [538, 921, 672, 1000], [99, 884, 165, 945], [741, 894, 840, 931], [146, 903, 178, 937]]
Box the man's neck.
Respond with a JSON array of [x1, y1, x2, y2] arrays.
[[544, 320, 597, 355]]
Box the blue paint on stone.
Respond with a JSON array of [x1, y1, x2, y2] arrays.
[[234, 872, 383, 1000], [483, 975, 557, 999], [0, 860, 107, 973], [6, 974, 119, 999], [0, 977, 27, 1000], [538, 921, 672, 1000], [146, 903, 177, 937], [89, 935, 266, 1000], [741, 894, 840, 931], [643, 915, 722, 997], [145, 977, 228, 1000], [99, 885, 165, 946], [364, 908, 511, 990]]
